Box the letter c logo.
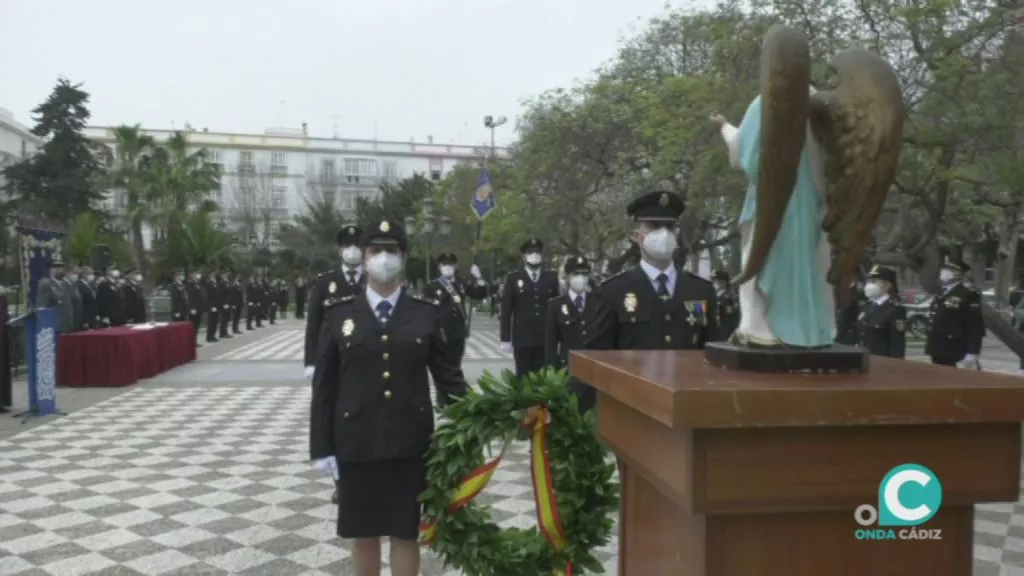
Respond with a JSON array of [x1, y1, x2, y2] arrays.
[[878, 464, 942, 527]]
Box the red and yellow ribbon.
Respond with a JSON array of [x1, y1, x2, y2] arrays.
[[420, 405, 572, 575]]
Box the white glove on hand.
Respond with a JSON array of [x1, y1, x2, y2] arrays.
[[500, 342, 513, 353], [961, 354, 979, 366], [470, 264, 482, 279], [190, 309, 196, 315], [304, 366, 315, 379], [313, 456, 339, 480]]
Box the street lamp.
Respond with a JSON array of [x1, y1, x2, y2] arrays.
[[404, 197, 452, 283], [483, 115, 507, 161]]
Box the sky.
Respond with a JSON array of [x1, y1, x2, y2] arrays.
[[0, 0, 699, 148]]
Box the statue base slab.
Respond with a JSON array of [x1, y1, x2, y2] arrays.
[[704, 341, 869, 373]]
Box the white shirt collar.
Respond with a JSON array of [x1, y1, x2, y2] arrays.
[[639, 259, 677, 285], [524, 267, 540, 279], [365, 285, 401, 314], [873, 294, 890, 305]]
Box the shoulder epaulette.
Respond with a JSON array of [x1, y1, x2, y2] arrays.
[[685, 270, 714, 285], [317, 270, 336, 278], [410, 293, 440, 306], [600, 270, 628, 286], [323, 294, 355, 309]]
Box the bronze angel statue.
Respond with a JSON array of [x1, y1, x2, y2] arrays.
[[710, 24, 905, 348]]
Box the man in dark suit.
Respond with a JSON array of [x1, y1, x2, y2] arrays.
[[187, 270, 204, 345], [76, 266, 98, 330], [294, 276, 308, 319], [204, 268, 220, 343], [231, 273, 244, 334], [121, 268, 146, 323], [310, 219, 468, 576], [246, 274, 261, 330], [925, 256, 985, 367], [577, 191, 718, 412], [544, 255, 598, 369], [217, 270, 233, 339], [424, 252, 489, 363], [169, 268, 189, 323], [500, 238, 560, 377], [304, 225, 365, 379], [96, 264, 125, 327]]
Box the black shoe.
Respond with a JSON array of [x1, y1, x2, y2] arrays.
[[207, 337, 219, 343], [221, 334, 233, 339], [331, 489, 339, 504]]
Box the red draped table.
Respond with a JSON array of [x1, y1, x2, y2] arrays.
[[58, 322, 196, 387]]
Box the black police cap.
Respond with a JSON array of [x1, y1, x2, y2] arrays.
[[563, 255, 591, 275], [940, 255, 965, 272], [50, 258, 65, 268], [627, 191, 685, 222], [867, 265, 898, 285], [362, 220, 408, 252], [520, 238, 543, 254], [337, 225, 363, 247], [437, 252, 457, 265]]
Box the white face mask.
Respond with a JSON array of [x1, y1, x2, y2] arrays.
[[440, 265, 455, 278], [69, 274, 79, 282], [525, 253, 542, 266], [134, 274, 143, 282], [568, 274, 589, 293], [193, 273, 201, 280], [939, 268, 955, 284], [110, 270, 120, 278], [366, 252, 403, 283], [85, 274, 95, 282], [864, 281, 882, 300], [175, 276, 183, 283], [115, 278, 124, 285], [341, 246, 363, 266], [641, 228, 677, 261]]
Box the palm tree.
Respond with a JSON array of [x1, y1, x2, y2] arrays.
[[106, 124, 155, 272], [278, 197, 346, 272]]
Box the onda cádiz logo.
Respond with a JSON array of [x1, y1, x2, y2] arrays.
[[854, 463, 943, 541]]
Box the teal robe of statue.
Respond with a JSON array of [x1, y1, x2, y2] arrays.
[[736, 95, 835, 347]]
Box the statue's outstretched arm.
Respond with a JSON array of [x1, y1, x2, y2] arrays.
[[719, 123, 741, 168]]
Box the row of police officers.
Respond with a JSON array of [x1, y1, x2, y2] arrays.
[[170, 269, 292, 344], [36, 260, 147, 334]]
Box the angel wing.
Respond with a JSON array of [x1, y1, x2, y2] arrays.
[[812, 50, 905, 303]]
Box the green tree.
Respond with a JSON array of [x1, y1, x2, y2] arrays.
[[355, 174, 434, 226], [278, 197, 346, 274], [1, 77, 106, 228], [104, 125, 155, 274]]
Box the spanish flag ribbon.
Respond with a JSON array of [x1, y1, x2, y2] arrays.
[[420, 406, 573, 575]]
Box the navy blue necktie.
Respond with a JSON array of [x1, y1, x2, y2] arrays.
[[656, 274, 670, 300], [574, 295, 584, 313], [376, 301, 392, 323]]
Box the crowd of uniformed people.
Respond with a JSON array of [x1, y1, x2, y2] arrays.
[[301, 188, 989, 576]]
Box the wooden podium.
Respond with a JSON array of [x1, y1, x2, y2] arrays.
[[569, 350, 1024, 576]]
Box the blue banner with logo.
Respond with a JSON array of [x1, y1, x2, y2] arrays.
[[16, 226, 65, 306], [471, 169, 497, 220], [27, 307, 58, 415]]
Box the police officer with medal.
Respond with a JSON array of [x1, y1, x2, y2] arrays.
[[544, 255, 597, 369], [925, 256, 986, 367], [500, 238, 560, 376], [304, 225, 365, 379], [576, 190, 718, 412], [424, 252, 488, 362], [858, 265, 907, 358], [309, 219, 468, 576], [711, 269, 738, 339]]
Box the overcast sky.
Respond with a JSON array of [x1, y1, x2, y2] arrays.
[[0, 0, 694, 147]]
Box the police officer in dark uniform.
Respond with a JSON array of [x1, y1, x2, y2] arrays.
[[925, 256, 985, 367], [424, 252, 489, 362], [264, 277, 277, 324], [836, 277, 866, 345], [858, 265, 906, 358], [204, 268, 220, 343], [96, 263, 125, 327], [310, 219, 468, 575], [231, 273, 244, 334], [186, 270, 204, 344], [169, 268, 189, 323], [711, 269, 738, 339], [217, 270, 233, 339], [576, 190, 718, 412], [304, 225, 365, 378], [121, 269, 146, 323], [544, 255, 597, 369], [500, 238, 560, 376], [245, 273, 261, 329], [295, 276, 308, 319]]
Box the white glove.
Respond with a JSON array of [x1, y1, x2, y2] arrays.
[[223, 305, 229, 309], [210, 308, 216, 313], [500, 342, 513, 353], [961, 354, 979, 366], [190, 309, 196, 314], [313, 456, 339, 480], [304, 366, 315, 379], [470, 264, 482, 279]]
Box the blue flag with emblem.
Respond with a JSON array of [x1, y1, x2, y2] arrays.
[[470, 169, 497, 220]]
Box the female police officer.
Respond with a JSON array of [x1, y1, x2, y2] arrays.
[[858, 265, 907, 358], [310, 219, 468, 576]]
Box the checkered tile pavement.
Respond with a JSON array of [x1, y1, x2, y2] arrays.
[[215, 321, 510, 362], [0, 386, 614, 575]]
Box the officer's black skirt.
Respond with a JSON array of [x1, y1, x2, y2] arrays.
[[336, 457, 426, 540]]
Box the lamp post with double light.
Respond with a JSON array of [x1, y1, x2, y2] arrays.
[[404, 197, 451, 286]]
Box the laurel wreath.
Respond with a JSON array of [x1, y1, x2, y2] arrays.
[[419, 368, 619, 575]]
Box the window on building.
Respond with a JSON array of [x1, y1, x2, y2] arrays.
[[239, 151, 254, 169], [343, 158, 378, 178], [207, 149, 223, 167], [271, 185, 287, 209], [321, 158, 336, 177], [20, 140, 27, 158], [429, 159, 443, 181], [323, 188, 336, 205], [271, 151, 288, 174], [382, 160, 398, 183]]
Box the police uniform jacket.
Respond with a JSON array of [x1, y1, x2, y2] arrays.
[[245, 279, 260, 311], [169, 281, 189, 321], [544, 290, 599, 369], [425, 276, 488, 342], [858, 297, 906, 358], [585, 266, 719, 350], [122, 282, 146, 323], [203, 277, 220, 313], [500, 268, 560, 347], [186, 279, 204, 315], [304, 268, 365, 366], [217, 279, 233, 315], [96, 278, 124, 326], [836, 286, 866, 345], [232, 280, 244, 310], [715, 288, 739, 339], [924, 282, 985, 360], [36, 277, 62, 309], [309, 291, 469, 464], [76, 278, 98, 329]]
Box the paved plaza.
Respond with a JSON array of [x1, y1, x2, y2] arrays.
[[0, 318, 1022, 574]]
